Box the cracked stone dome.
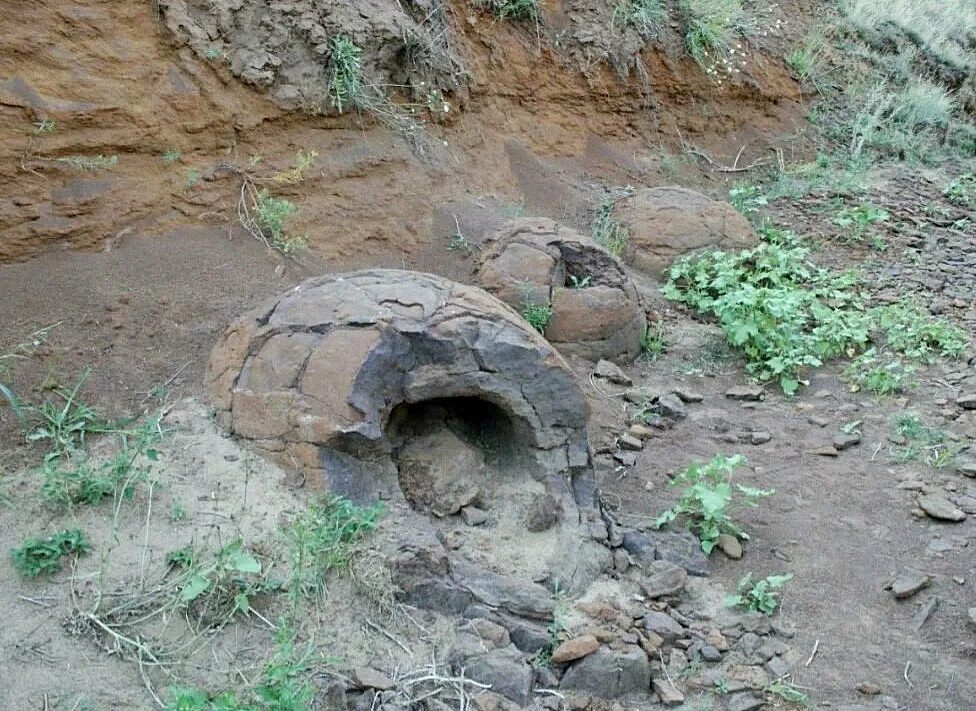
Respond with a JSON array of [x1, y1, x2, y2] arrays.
[[476, 218, 647, 364], [206, 269, 594, 503]]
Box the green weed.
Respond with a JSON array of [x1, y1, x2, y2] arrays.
[[285, 496, 383, 608], [481, 0, 540, 21], [832, 203, 889, 244], [271, 150, 318, 185], [162, 149, 182, 165], [568, 275, 592, 289], [521, 301, 553, 334], [843, 349, 914, 395], [640, 321, 666, 361], [55, 155, 119, 171], [890, 413, 963, 468], [725, 572, 792, 614], [765, 679, 810, 705], [944, 173, 975, 208], [23, 373, 117, 459], [728, 182, 768, 215], [328, 35, 363, 113], [591, 190, 632, 259], [40, 415, 162, 507], [253, 191, 309, 255], [873, 302, 967, 363], [679, 0, 752, 72], [614, 0, 667, 34], [12, 528, 90, 578], [34, 119, 56, 134], [655, 454, 773, 555]]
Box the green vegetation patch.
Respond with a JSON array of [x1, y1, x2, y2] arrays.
[[12, 528, 91, 578]]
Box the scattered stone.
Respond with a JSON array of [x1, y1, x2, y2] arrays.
[[613, 548, 630, 572], [765, 656, 790, 678], [890, 572, 932, 599], [643, 611, 684, 641], [808, 415, 830, 427], [657, 393, 687, 418], [918, 494, 967, 522], [715, 533, 743, 560], [913, 596, 939, 630], [700, 645, 723, 662], [968, 608, 976, 629], [354, 667, 395, 691], [639, 563, 688, 599], [726, 665, 769, 691], [652, 679, 685, 706], [464, 653, 533, 705], [619, 433, 644, 451], [726, 385, 765, 401], [956, 457, 976, 478], [927, 538, 954, 553], [559, 647, 651, 698], [833, 432, 862, 450], [621, 529, 710, 576], [552, 635, 600, 664], [461, 506, 489, 526], [750, 431, 772, 445], [856, 682, 882, 696], [673, 387, 704, 403], [471, 692, 521, 711], [614, 451, 638, 467], [628, 424, 656, 440], [594, 360, 631, 385], [727, 691, 766, 711], [956, 393, 976, 410], [809, 445, 839, 457]]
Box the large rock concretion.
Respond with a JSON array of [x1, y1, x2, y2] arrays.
[[613, 186, 758, 278], [205, 269, 592, 499], [476, 218, 647, 364]]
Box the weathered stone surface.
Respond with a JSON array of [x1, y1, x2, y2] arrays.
[[716, 533, 743, 560], [891, 572, 932, 600], [613, 186, 757, 278], [956, 393, 976, 409], [653, 678, 685, 706], [727, 691, 766, 711], [622, 530, 710, 576], [918, 494, 967, 522], [525, 492, 564, 532], [476, 219, 646, 363], [353, 667, 394, 690], [594, 359, 632, 385], [726, 385, 765, 401], [453, 561, 556, 620], [643, 611, 684, 640], [398, 428, 485, 517], [559, 647, 651, 698], [552, 635, 600, 664], [955, 457, 976, 478], [639, 562, 688, 599], [456, 647, 533, 705], [207, 269, 592, 493]]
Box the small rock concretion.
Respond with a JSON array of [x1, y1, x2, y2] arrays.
[[918, 494, 967, 522], [612, 186, 758, 278], [476, 218, 647, 363]]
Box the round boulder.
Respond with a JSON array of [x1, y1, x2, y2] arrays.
[[476, 218, 646, 364], [613, 186, 757, 278], [205, 269, 592, 500]]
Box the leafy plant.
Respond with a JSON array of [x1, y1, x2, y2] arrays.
[[944, 173, 975, 208], [12, 528, 91, 577], [285, 496, 383, 607], [271, 150, 318, 185], [34, 119, 56, 134], [40, 415, 162, 507], [765, 679, 810, 705], [725, 572, 793, 614], [521, 301, 553, 334], [655, 454, 773, 554], [832, 203, 889, 243], [328, 35, 362, 113], [568, 275, 592, 289], [23, 373, 117, 459], [843, 349, 915, 395], [873, 302, 967, 362], [728, 182, 768, 215]]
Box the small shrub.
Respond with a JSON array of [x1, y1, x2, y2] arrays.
[[253, 191, 309, 255], [614, 0, 667, 34], [844, 349, 915, 395], [728, 182, 768, 215], [591, 191, 632, 259], [328, 35, 363, 113], [832, 203, 889, 243], [655, 454, 773, 554], [679, 0, 751, 72], [640, 321, 666, 360], [55, 155, 118, 171], [481, 0, 540, 21], [521, 301, 553, 334], [725, 572, 792, 614], [12, 529, 90, 577]]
